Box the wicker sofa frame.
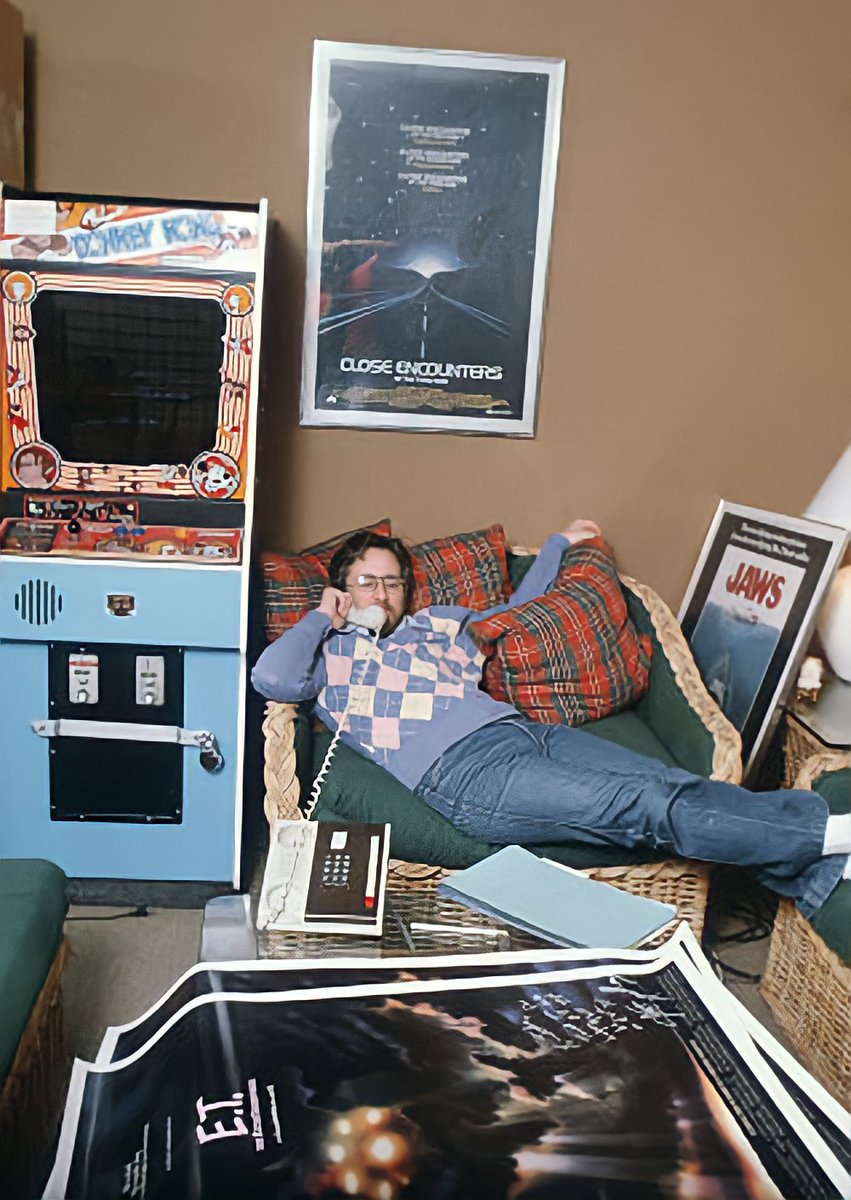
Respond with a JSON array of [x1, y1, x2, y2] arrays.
[[260, 565, 742, 944], [0, 937, 70, 1199], [760, 750, 851, 1107]]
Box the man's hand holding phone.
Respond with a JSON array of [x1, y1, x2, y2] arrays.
[[318, 587, 353, 630]]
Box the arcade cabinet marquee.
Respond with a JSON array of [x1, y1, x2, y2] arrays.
[[0, 186, 267, 887]]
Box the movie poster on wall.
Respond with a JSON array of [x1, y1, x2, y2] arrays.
[[300, 42, 565, 436], [678, 502, 848, 775]]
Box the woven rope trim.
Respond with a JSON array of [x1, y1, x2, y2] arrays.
[[783, 721, 827, 787], [262, 701, 302, 824], [792, 749, 851, 791]]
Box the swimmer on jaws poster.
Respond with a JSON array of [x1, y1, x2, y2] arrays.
[[300, 42, 565, 436]]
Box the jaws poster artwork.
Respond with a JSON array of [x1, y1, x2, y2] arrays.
[[300, 43, 565, 435], [679, 503, 847, 774], [689, 542, 805, 731]]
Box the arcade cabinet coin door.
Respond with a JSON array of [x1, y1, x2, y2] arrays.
[[46, 642, 184, 822]]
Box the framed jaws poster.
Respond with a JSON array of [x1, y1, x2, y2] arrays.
[[300, 41, 565, 436], [679, 502, 849, 777]]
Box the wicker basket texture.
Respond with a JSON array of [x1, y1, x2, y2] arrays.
[[760, 751, 851, 1108], [0, 938, 71, 1199]]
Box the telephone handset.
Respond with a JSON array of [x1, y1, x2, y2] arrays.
[[347, 604, 385, 633]]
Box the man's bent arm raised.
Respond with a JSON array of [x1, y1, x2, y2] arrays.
[[251, 609, 332, 702]]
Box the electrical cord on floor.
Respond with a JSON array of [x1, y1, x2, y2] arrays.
[[702, 867, 777, 985], [67, 906, 149, 921]]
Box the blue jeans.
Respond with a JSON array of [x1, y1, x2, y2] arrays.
[[414, 716, 845, 918]]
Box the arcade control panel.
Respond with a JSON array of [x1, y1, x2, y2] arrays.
[[0, 496, 242, 562]]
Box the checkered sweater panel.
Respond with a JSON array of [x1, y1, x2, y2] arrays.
[[314, 608, 518, 790]]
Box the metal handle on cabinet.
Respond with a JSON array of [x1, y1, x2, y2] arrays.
[[31, 718, 225, 774]]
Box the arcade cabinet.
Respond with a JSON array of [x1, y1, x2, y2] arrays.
[[0, 187, 267, 890]]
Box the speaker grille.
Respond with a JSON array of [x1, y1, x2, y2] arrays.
[[13, 579, 63, 625]]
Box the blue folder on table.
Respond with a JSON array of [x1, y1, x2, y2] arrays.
[[439, 845, 677, 949]]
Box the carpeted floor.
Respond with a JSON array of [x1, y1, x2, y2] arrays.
[[63, 904, 204, 1062], [61, 867, 790, 1064]]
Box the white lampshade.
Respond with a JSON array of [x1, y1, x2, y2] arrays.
[[806, 445, 851, 529], [806, 444, 851, 681], [816, 565, 851, 681]]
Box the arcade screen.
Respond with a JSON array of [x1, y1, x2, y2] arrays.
[[31, 290, 226, 466]]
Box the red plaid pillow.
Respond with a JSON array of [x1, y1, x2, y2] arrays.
[[411, 525, 511, 612], [261, 519, 392, 640], [471, 537, 652, 725]]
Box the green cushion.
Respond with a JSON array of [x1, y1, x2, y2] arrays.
[[624, 589, 716, 777], [311, 733, 667, 870], [583, 710, 679, 765], [0, 858, 68, 1084], [808, 768, 851, 964]]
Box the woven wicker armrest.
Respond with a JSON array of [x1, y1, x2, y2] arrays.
[[0, 938, 70, 1199], [262, 701, 302, 825], [619, 575, 742, 784], [792, 749, 851, 791], [761, 750, 851, 1106]]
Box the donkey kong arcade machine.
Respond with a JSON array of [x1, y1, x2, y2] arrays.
[[0, 187, 267, 894]]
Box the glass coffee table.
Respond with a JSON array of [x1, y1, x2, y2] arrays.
[[200, 864, 553, 962]]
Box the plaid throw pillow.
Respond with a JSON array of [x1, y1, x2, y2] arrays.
[[471, 538, 652, 725], [261, 519, 392, 641], [411, 525, 511, 612]]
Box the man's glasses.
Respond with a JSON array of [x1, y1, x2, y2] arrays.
[[347, 574, 405, 593]]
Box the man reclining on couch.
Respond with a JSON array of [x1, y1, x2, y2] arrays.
[[251, 522, 851, 918]]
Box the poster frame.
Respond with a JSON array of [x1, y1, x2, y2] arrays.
[[678, 500, 848, 776], [300, 40, 565, 436]]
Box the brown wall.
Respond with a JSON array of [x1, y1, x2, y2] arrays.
[[0, 0, 24, 186], [12, 0, 851, 605]]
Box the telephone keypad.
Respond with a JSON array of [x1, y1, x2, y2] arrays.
[[321, 851, 351, 887]]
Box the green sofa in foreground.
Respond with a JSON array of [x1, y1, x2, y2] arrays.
[[0, 858, 69, 1199], [260, 561, 743, 941]]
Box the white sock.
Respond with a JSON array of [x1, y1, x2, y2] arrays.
[[822, 813, 851, 856], [843, 854, 851, 881]]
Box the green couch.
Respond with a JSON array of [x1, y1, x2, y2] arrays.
[[0, 858, 69, 1199], [260, 562, 742, 934]]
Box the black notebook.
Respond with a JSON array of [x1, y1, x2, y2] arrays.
[[256, 820, 390, 936]]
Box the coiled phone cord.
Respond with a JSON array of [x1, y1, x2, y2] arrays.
[[304, 623, 383, 819]]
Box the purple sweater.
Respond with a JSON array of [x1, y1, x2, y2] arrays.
[[251, 534, 570, 790]]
